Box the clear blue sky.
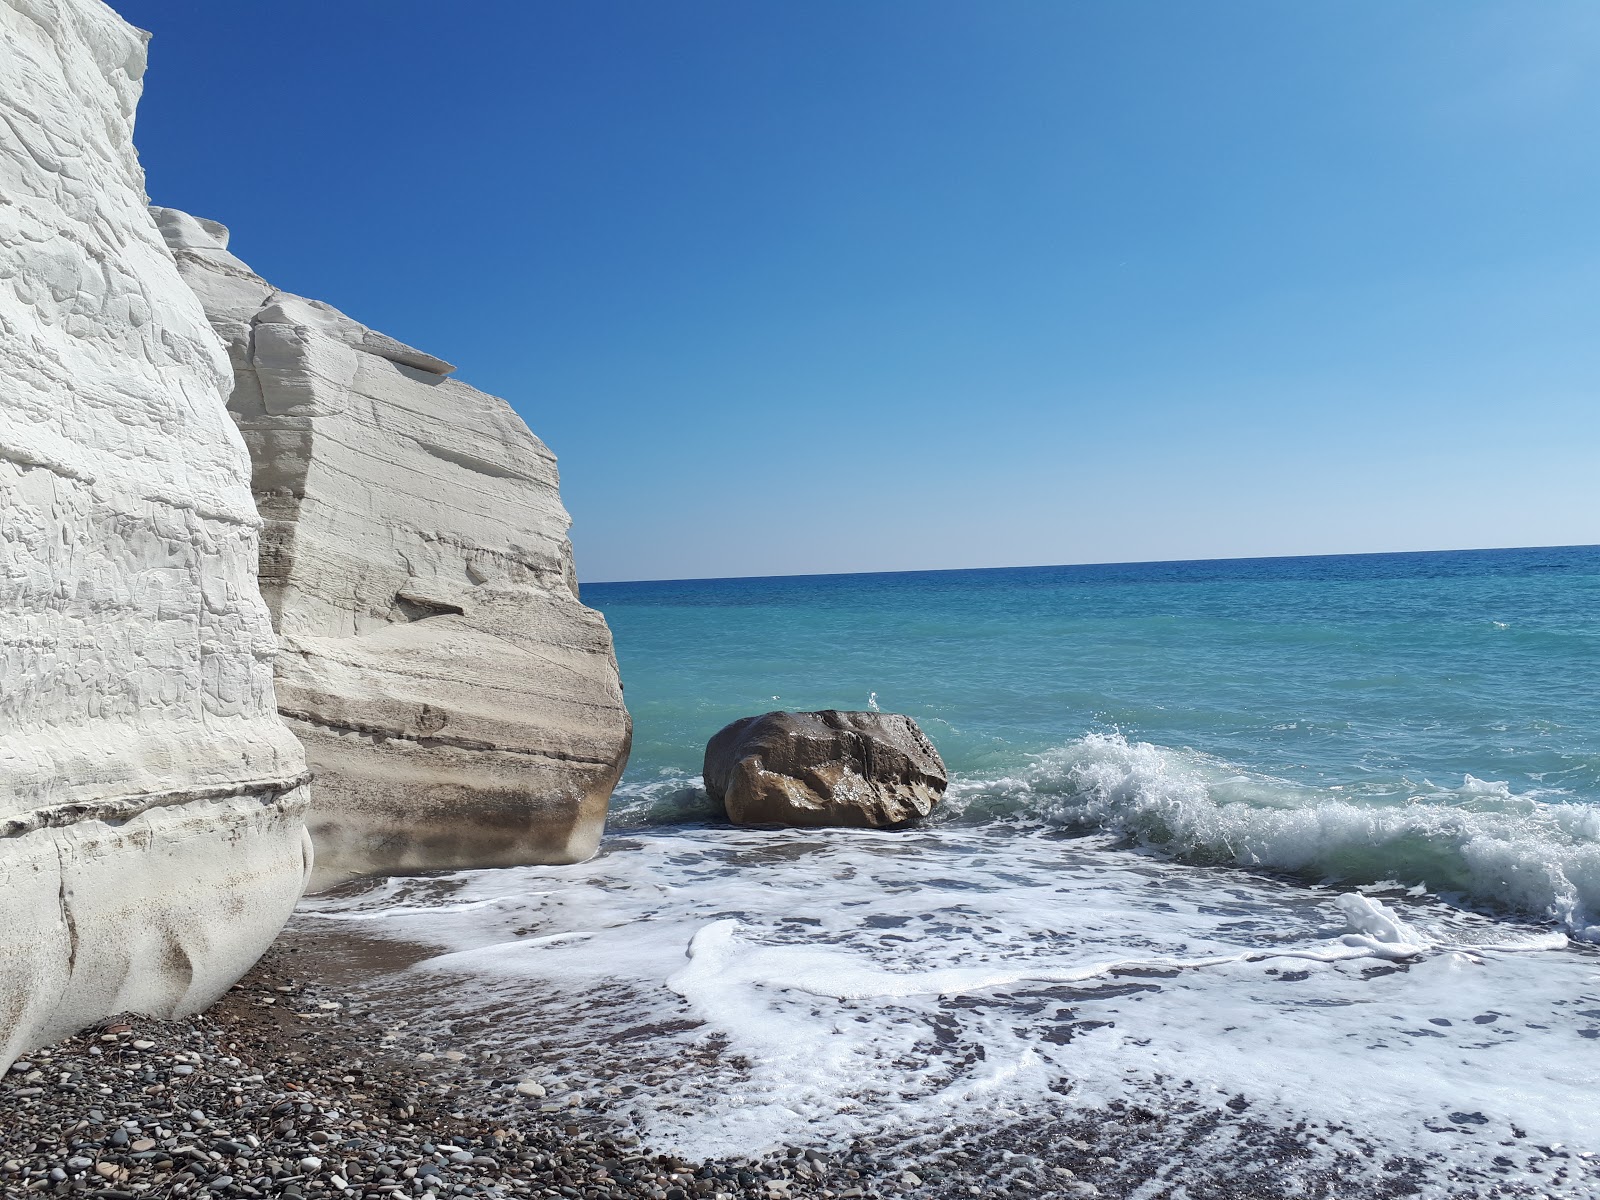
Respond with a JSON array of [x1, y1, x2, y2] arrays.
[[117, 1, 1600, 582]]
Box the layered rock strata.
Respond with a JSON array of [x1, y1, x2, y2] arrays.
[[0, 0, 312, 1068], [156, 209, 631, 889], [704, 710, 947, 827]]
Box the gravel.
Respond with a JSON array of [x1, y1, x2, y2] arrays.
[[0, 952, 880, 1200], [4, 947, 1592, 1199]]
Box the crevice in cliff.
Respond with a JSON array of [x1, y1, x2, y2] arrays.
[[1, 773, 313, 840], [392, 593, 465, 622], [54, 845, 79, 979], [170, 246, 267, 284], [279, 710, 617, 766], [408, 436, 536, 483]]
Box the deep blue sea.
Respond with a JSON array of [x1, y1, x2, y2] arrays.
[[303, 547, 1600, 1193]]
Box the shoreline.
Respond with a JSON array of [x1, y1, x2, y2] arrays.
[[8, 924, 1583, 1200], [0, 944, 846, 1200]]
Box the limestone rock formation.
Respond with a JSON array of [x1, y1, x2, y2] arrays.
[[155, 210, 632, 889], [704, 711, 947, 827], [0, 0, 312, 1068]]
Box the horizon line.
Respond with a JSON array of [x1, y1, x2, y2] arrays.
[[579, 540, 1598, 589]]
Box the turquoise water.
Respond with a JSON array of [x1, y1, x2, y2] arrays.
[[587, 546, 1600, 933]]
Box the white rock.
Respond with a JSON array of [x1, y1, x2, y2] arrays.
[[0, 0, 310, 1071], [156, 209, 631, 889]]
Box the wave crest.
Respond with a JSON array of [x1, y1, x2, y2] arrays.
[[605, 734, 1600, 939], [950, 732, 1600, 939]]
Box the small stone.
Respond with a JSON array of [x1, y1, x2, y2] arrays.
[[299, 1156, 322, 1171], [514, 1080, 545, 1098], [173, 1065, 195, 1076], [132, 1040, 155, 1050], [131, 1139, 156, 1152]]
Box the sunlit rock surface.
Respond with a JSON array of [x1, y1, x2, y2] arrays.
[[0, 0, 311, 1068], [704, 710, 947, 827], [155, 208, 632, 890]]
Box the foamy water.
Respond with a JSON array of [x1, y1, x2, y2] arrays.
[[298, 814, 1598, 1194], [965, 733, 1600, 940], [296, 549, 1600, 1195], [617, 732, 1600, 943]]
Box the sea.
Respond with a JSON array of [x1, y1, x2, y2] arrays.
[[298, 546, 1600, 1197]]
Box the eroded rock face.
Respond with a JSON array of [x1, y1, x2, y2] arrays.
[[0, 0, 311, 1068], [155, 209, 632, 890], [704, 711, 947, 827]]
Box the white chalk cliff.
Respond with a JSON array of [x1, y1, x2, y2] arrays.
[[0, 0, 311, 1067], [155, 211, 632, 890]]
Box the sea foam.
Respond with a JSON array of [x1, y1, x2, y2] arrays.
[[940, 732, 1600, 940], [611, 730, 1600, 940], [297, 822, 1598, 1193]]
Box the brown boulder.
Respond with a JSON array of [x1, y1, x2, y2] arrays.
[[703, 710, 947, 828]]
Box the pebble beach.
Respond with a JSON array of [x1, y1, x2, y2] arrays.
[[0, 947, 845, 1200], [5, 935, 1561, 1200]]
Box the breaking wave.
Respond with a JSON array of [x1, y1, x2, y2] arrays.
[[610, 733, 1600, 939], [947, 732, 1600, 940]]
